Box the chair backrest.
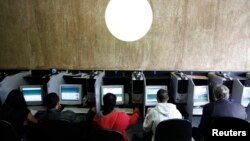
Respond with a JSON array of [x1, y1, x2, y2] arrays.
[[0, 120, 20, 141], [89, 128, 124, 141], [34, 119, 82, 141], [154, 119, 192, 141], [207, 117, 250, 141]]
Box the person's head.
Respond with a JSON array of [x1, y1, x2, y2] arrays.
[[157, 89, 169, 103], [4, 89, 27, 109], [103, 93, 116, 115], [43, 93, 60, 110], [213, 84, 229, 101]]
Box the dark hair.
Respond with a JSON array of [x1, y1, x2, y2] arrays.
[[103, 93, 116, 115], [157, 89, 169, 102], [43, 93, 59, 110], [0, 89, 27, 119]]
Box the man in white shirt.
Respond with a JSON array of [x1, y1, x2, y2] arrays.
[[143, 89, 182, 141]]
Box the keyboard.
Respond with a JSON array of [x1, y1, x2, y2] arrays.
[[28, 106, 46, 116], [193, 107, 203, 115], [62, 107, 89, 114], [28, 106, 46, 111], [115, 108, 133, 114]]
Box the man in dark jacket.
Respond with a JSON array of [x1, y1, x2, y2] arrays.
[[39, 92, 95, 123], [197, 84, 247, 140]]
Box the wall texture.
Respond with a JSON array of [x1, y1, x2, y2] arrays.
[[0, 0, 249, 71]]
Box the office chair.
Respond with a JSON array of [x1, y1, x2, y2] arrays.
[[89, 128, 124, 141], [154, 119, 192, 141], [0, 120, 20, 141], [206, 117, 250, 141], [33, 119, 82, 141]]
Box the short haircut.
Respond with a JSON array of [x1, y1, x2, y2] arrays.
[[213, 84, 229, 100], [103, 93, 116, 111], [44, 93, 59, 110], [157, 89, 169, 102]]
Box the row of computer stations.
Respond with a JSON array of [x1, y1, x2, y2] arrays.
[[145, 85, 168, 106], [59, 84, 82, 105], [20, 84, 83, 106], [101, 85, 124, 105], [20, 85, 43, 106]]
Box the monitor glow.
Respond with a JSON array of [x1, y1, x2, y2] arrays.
[[145, 85, 168, 106], [20, 85, 43, 106], [59, 84, 82, 105], [193, 86, 210, 107], [101, 85, 124, 105], [241, 87, 250, 107]]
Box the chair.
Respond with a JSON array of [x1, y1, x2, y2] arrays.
[[0, 120, 20, 141], [206, 117, 250, 141], [154, 119, 192, 141], [32, 119, 82, 141], [89, 128, 124, 141]]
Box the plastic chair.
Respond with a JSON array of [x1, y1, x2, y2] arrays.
[[89, 128, 124, 141], [154, 119, 192, 141], [0, 120, 20, 141], [33, 119, 82, 141], [206, 117, 250, 141]]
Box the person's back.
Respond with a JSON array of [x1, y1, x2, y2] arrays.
[[211, 99, 246, 118], [39, 93, 95, 123], [0, 89, 38, 138], [93, 93, 139, 141], [143, 89, 182, 141]]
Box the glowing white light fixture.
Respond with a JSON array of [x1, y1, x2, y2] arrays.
[[105, 0, 153, 42]]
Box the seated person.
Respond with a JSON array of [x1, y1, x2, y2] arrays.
[[93, 93, 139, 141], [0, 89, 38, 138], [194, 84, 247, 141], [39, 92, 95, 123], [143, 89, 182, 141]]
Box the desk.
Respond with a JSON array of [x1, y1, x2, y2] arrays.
[[115, 108, 133, 114], [28, 106, 46, 116], [62, 107, 89, 114]]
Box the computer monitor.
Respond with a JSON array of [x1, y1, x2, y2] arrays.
[[20, 85, 43, 106], [101, 85, 124, 105], [241, 87, 250, 107], [59, 84, 82, 105], [145, 85, 168, 106], [193, 86, 210, 107]]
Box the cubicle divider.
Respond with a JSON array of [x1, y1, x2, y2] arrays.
[[186, 75, 209, 122], [94, 72, 105, 114], [231, 79, 250, 107]]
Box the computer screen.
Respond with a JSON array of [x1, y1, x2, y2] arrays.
[[59, 84, 82, 105], [193, 86, 210, 107], [101, 85, 124, 105], [145, 85, 168, 106], [20, 85, 43, 106], [241, 87, 250, 107]]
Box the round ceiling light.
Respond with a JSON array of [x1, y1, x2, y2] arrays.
[[105, 0, 153, 42]]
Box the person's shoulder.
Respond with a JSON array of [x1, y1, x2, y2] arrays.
[[166, 103, 178, 108], [231, 102, 245, 109]]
